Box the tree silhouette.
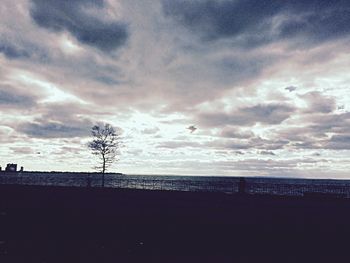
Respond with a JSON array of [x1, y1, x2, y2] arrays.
[[88, 123, 120, 187]]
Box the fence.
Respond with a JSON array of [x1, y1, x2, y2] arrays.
[[0, 172, 239, 193], [1, 172, 350, 198]]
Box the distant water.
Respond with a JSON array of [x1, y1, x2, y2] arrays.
[[1, 172, 350, 198]]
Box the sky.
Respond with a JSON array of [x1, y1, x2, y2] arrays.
[[0, 0, 350, 178]]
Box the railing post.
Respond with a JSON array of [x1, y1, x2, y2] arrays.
[[239, 177, 246, 195]]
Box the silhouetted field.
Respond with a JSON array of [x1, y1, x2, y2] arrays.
[[1, 184, 350, 262]]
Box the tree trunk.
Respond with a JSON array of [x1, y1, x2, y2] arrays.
[[102, 155, 106, 187]]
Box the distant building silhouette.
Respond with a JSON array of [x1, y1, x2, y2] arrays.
[[5, 163, 18, 172]]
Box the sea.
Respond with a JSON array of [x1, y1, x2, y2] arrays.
[[1, 171, 350, 198]]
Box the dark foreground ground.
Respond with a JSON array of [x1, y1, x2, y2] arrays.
[[1, 185, 350, 263]]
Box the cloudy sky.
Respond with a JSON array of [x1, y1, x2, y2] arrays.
[[1, 0, 350, 178]]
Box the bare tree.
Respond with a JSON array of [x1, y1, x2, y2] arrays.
[[88, 123, 120, 187]]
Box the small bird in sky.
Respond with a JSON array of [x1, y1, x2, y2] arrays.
[[285, 86, 297, 92], [187, 125, 197, 133]]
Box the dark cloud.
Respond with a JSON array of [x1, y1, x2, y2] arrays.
[[0, 85, 37, 109], [14, 102, 95, 138], [326, 135, 350, 150], [242, 104, 295, 124], [219, 127, 254, 139], [259, 150, 276, 156], [277, 4, 350, 45], [160, 57, 270, 108], [289, 134, 350, 150], [0, 38, 47, 61], [162, 0, 350, 48], [276, 126, 327, 144], [198, 103, 295, 127], [217, 55, 273, 82], [244, 137, 289, 150], [299, 91, 336, 114], [0, 42, 30, 59], [18, 119, 92, 138], [35, 102, 99, 122], [306, 112, 350, 135], [30, 0, 128, 52], [275, 111, 350, 150], [162, 0, 280, 43], [0, 90, 34, 107]]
